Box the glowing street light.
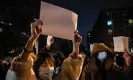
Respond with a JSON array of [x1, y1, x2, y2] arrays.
[[128, 19, 133, 24], [9, 23, 12, 25], [1, 21, 4, 24]]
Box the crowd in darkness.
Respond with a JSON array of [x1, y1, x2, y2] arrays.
[[0, 20, 133, 80]]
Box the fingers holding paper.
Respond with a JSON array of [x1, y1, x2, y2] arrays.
[[72, 31, 82, 59], [74, 30, 82, 46], [46, 35, 54, 49], [31, 20, 43, 38]]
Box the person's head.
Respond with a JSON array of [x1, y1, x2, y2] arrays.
[[33, 53, 55, 80], [90, 44, 114, 68]]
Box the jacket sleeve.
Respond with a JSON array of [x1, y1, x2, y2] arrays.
[[39, 46, 49, 54], [9, 55, 34, 80], [81, 64, 93, 80], [60, 54, 84, 80]]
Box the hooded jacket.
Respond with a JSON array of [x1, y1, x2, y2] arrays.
[[81, 44, 124, 80], [6, 53, 37, 80], [54, 53, 85, 80]]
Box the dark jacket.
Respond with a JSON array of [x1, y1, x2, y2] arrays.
[[81, 44, 124, 80]]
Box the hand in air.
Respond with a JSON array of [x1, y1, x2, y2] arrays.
[[74, 30, 82, 47], [31, 20, 43, 37], [47, 35, 54, 47], [72, 30, 82, 59]]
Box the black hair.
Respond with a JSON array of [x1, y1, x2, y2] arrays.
[[33, 52, 55, 79], [53, 51, 65, 67]]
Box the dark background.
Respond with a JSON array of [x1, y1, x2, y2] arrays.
[[0, 0, 133, 47]]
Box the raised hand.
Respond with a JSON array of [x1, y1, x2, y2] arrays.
[[54, 31, 83, 80], [74, 30, 82, 47], [21, 20, 43, 60], [72, 30, 82, 59], [31, 20, 43, 38], [47, 35, 54, 47]]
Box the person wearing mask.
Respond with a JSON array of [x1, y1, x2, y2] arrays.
[[33, 52, 55, 80], [34, 35, 65, 80], [6, 20, 43, 80], [33, 35, 56, 80], [34, 50, 65, 80], [54, 31, 85, 80], [81, 43, 124, 80]]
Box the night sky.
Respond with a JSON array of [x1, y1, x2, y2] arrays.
[[78, 0, 133, 47], [47, 0, 133, 47], [1, 0, 133, 47]]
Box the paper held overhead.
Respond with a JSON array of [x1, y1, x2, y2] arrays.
[[40, 1, 78, 40], [113, 36, 129, 52]]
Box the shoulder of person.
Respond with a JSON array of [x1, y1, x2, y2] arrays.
[[11, 55, 34, 72], [83, 62, 98, 73], [64, 54, 84, 66]]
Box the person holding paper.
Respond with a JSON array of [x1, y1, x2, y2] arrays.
[[54, 31, 85, 80], [5, 20, 43, 80], [34, 35, 66, 80], [33, 35, 56, 80]]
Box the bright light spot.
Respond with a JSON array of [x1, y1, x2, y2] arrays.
[[107, 20, 112, 26], [128, 19, 133, 24], [1, 21, 3, 24], [34, 18, 37, 20], [9, 23, 12, 25]]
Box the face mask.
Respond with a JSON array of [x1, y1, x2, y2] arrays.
[[39, 66, 54, 80], [97, 52, 107, 60]]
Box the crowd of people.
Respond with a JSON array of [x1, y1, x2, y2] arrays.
[[4, 20, 133, 80]]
